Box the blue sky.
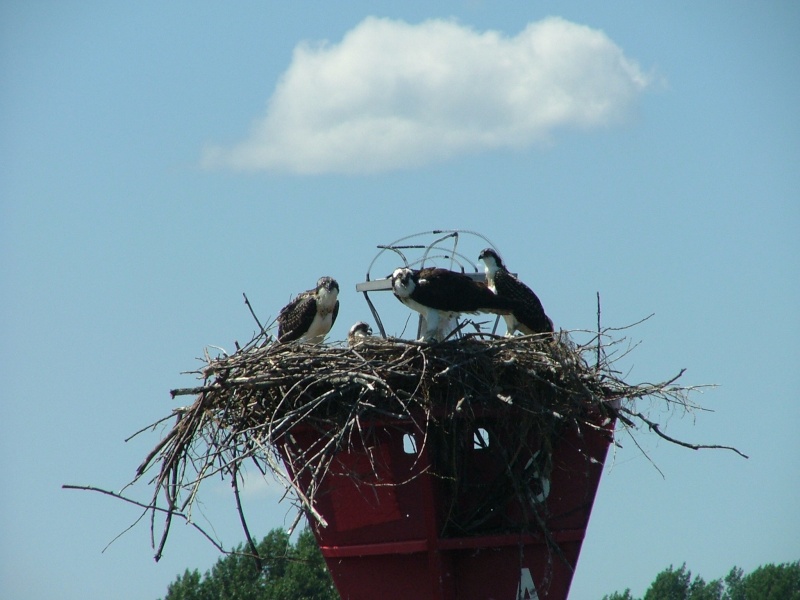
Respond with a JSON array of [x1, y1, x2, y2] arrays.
[[2, 2, 798, 599]]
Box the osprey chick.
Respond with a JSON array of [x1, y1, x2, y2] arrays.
[[277, 276, 340, 343], [347, 321, 373, 347]]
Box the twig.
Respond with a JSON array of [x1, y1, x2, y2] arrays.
[[596, 292, 601, 372], [243, 292, 265, 337], [619, 407, 749, 459], [231, 462, 263, 573], [62, 484, 226, 555]]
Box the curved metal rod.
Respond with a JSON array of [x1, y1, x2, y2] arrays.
[[365, 229, 501, 281]]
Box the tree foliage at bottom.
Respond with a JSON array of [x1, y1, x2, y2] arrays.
[[602, 560, 800, 600], [161, 528, 338, 600], [163, 534, 797, 600]]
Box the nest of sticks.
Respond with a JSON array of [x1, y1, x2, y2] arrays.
[[103, 326, 744, 563]]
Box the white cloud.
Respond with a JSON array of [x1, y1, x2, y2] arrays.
[[202, 16, 652, 174]]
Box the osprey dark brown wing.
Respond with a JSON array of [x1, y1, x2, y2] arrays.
[[494, 269, 553, 334], [414, 268, 516, 314], [277, 290, 318, 342]]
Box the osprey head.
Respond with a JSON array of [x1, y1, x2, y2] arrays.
[[391, 267, 416, 298], [316, 276, 339, 295], [314, 276, 339, 313], [478, 248, 505, 267], [478, 248, 505, 271]]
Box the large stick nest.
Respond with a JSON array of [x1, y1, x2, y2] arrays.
[[118, 329, 744, 562]]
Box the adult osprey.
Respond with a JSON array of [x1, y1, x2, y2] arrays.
[[347, 321, 373, 347], [391, 267, 516, 342], [478, 248, 553, 336], [277, 276, 340, 343]]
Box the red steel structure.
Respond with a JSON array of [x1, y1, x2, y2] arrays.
[[283, 406, 614, 600]]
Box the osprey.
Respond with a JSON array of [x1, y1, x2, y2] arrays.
[[347, 321, 373, 347], [391, 267, 516, 342], [277, 276, 340, 343], [478, 248, 553, 336]]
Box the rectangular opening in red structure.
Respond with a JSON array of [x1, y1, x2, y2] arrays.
[[280, 407, 614, 600]]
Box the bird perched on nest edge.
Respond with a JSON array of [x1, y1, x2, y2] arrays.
[[391, 266, 517, 342], [277, 276, 339, 343]]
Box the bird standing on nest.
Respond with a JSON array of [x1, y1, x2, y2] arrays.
[[277, 276, 340, 343], [391, 267, 516, 342], [478, 248, 553, 337]]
